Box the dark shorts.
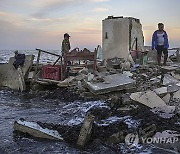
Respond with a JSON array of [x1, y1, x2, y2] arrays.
[[156, 45, 168, 55]]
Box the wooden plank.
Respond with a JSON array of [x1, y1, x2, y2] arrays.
[[36, 48, 61, 57]]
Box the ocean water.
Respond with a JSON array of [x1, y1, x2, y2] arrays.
[[0, 50, 61, 64]]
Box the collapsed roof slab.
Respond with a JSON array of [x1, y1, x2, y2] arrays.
[[130, 90, 168, 109], [84, 73, 135, 95], [130, 90, 175, 118]]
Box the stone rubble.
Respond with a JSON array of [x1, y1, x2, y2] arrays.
[[8, 55, 179, 151]]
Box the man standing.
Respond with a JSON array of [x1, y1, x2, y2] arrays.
[[152, 23, 169, 65], [61, 33, 71, 57]]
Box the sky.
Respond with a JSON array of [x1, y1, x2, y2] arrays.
[[0, 0, 180, 50]]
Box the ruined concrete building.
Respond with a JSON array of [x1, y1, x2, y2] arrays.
[[102, 16, 144, 61]]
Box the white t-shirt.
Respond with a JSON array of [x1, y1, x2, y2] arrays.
[[157, 32, 165, 46]]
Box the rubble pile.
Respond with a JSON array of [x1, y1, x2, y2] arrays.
[[0, 51, 179, 152], [12, 57, 180, 152]]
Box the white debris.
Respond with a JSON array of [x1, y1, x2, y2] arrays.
[[173, 90, 180, 99], [130, 90, 175, 118], [14, 119, 63, 140], [162, 94, 171, 104], [130, 90, 167, 108], [154, 87, 168, 96]]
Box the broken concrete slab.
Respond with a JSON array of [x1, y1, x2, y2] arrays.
[[173, 90, 180, 99], [130, 90, 175, 118], [162, 94, 171, 104], [171, 72, 180, 80], [14, 119, 63, 140], [154, 87, 168, 96], [161, 65, 180, 72], [167, 84, 179, 93], [163, 74, 179, 86], [77, 113, 95, 147], [149, 76, 161, 85], [0, 55, 34, 90], [84, 73, 135, 95], [130, 91, 168, 108]]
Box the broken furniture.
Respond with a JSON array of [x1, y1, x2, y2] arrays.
[[32, 49, 63, 84], [42, 65, 61, 81], [64, 48, 97, 75]]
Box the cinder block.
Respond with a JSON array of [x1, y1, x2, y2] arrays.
[[77, 113, 95, 147]]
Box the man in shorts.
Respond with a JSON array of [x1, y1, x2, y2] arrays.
[[152, 23, 169, 66]]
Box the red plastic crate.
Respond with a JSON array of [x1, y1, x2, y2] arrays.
[[42, 65, 61, 81]]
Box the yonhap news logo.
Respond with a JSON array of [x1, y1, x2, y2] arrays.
[[125, 133, 139, 148], [125, 133, 179, 147]]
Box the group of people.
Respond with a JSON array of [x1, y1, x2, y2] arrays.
[[62, 22, 169, 66]]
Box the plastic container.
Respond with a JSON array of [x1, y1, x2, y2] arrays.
[[42, 65, 61, 81]]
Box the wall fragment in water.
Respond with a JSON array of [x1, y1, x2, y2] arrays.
[[0, 55, 34, 90]]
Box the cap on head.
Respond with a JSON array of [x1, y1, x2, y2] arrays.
[[158, 23, 164, 27], [64, 33, 70, 38]]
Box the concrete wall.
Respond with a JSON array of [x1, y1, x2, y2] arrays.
[[102, 17, 130, 61], [0, 63, 20, 89], [130, 19, 144, 51], [0, 55, 34, 90], [102, 16, 144, 61]]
